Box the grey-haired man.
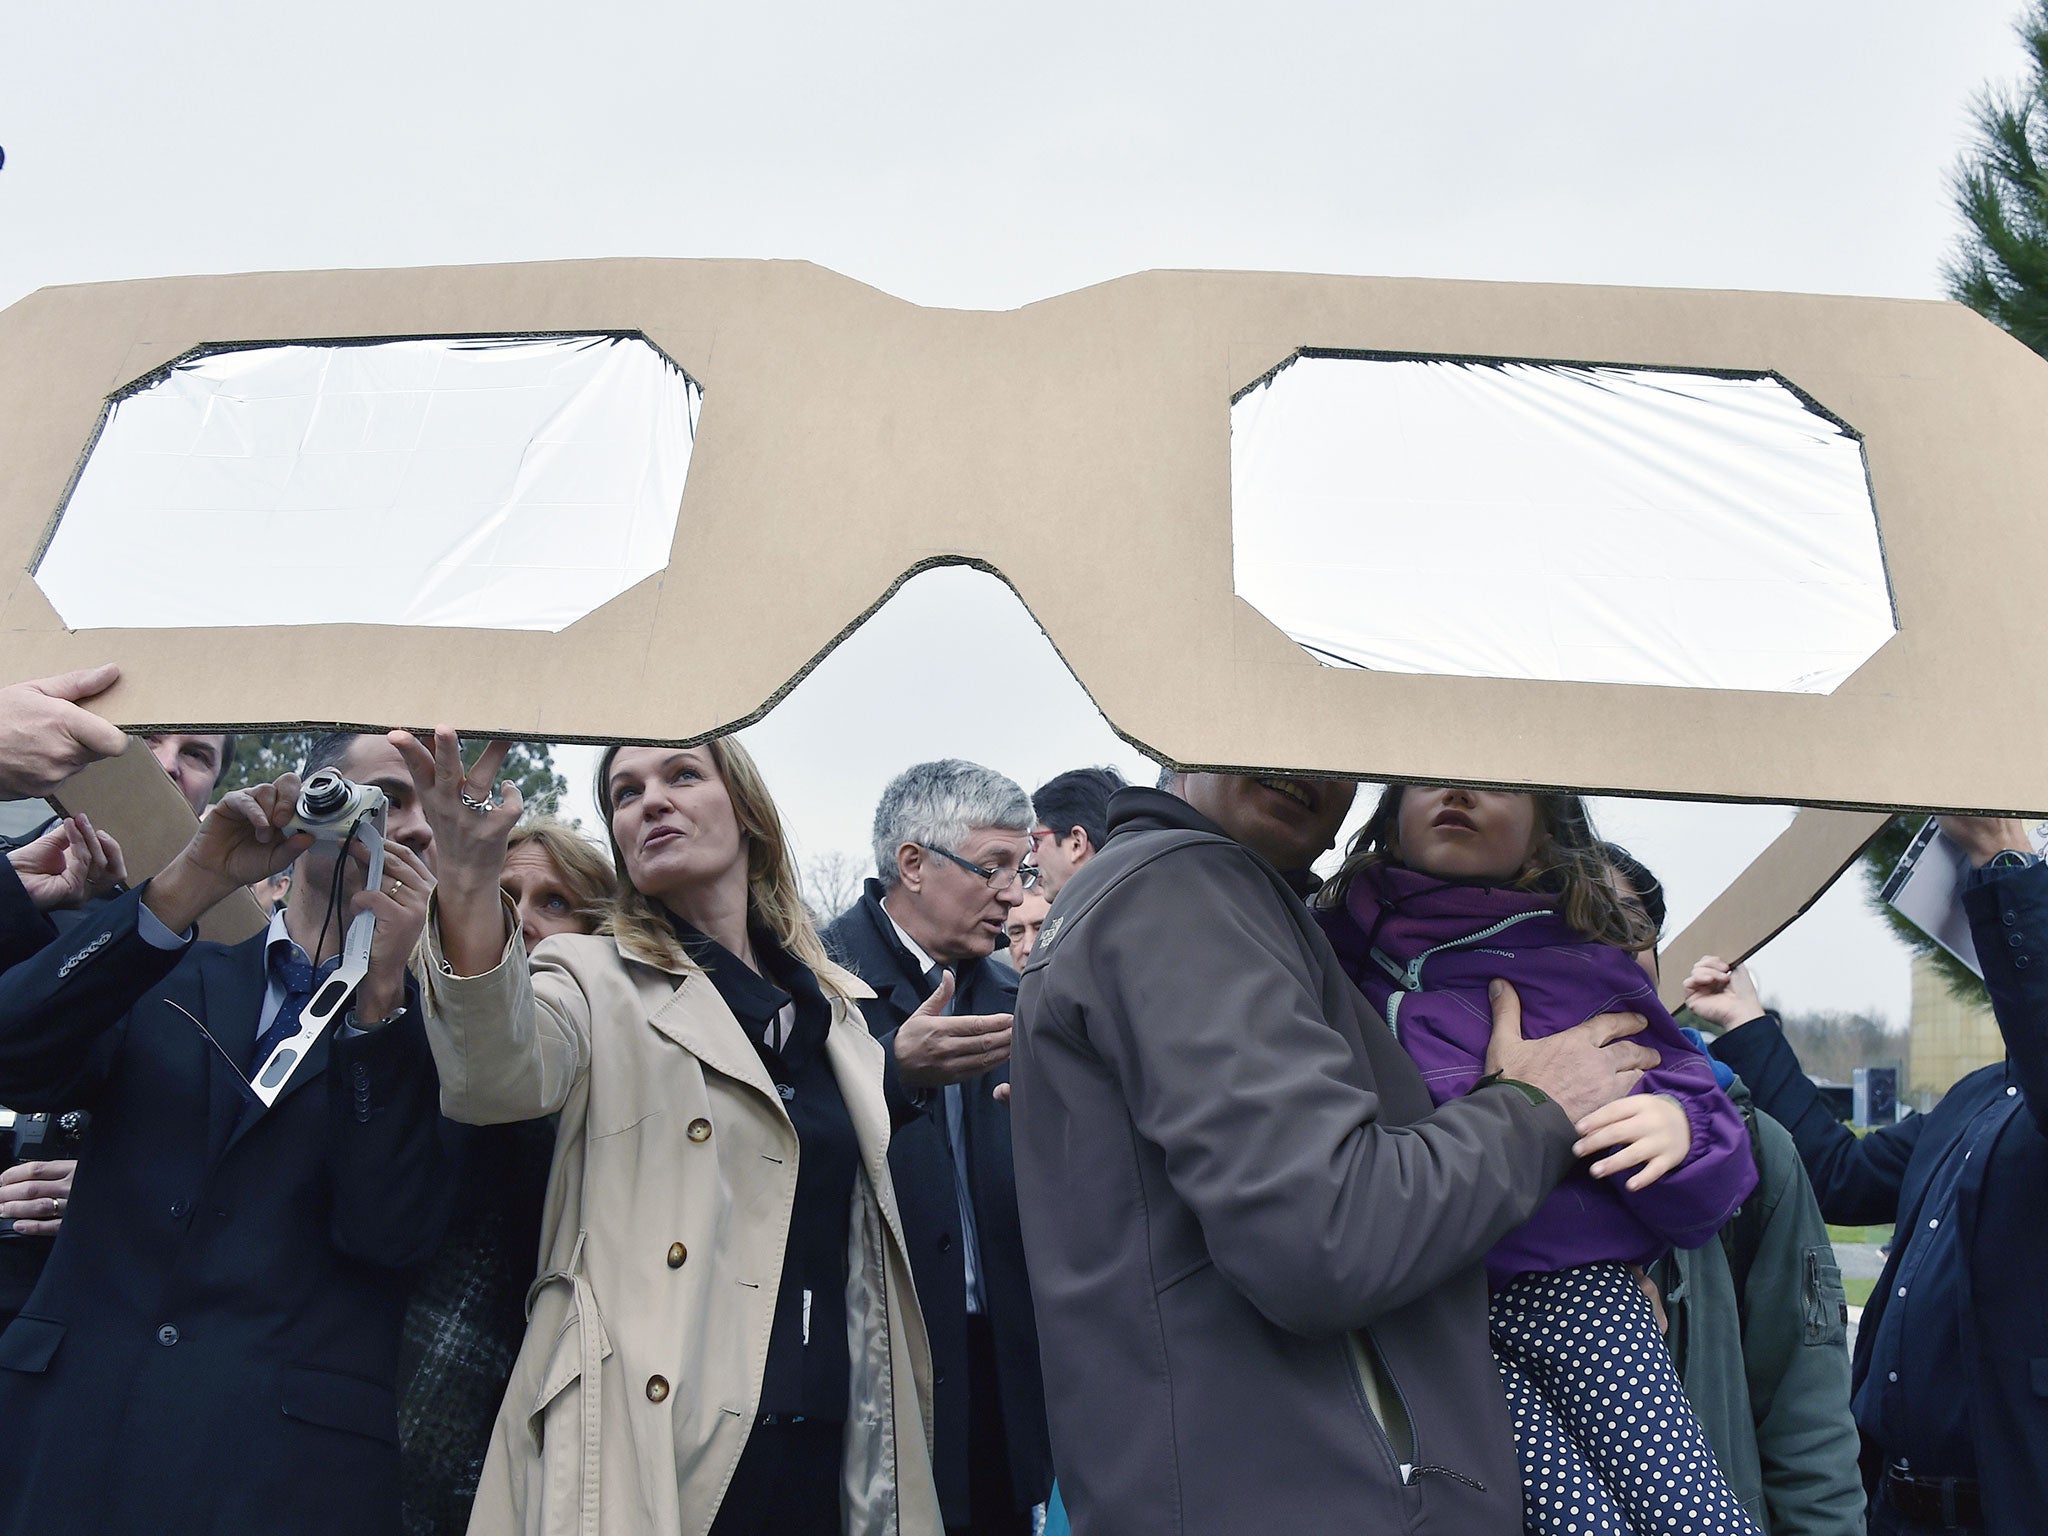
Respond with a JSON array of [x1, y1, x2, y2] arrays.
[[823, 760, 1052, 1536]]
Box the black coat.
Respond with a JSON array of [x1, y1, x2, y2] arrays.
[[1716, 856, 2048, 1534], [0, 872, 455, 1535], [823, 880, 1053, 1520]]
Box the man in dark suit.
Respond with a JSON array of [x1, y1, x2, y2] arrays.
[[0, 731, 454, 1535], [1690, 813, 2048, 1536], [823, 759, 1053, 1536]]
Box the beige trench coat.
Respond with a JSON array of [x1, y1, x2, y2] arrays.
[[419, 917, 942, 1536]]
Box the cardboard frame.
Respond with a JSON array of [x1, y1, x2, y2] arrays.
[[3, 259, 2040, 957]]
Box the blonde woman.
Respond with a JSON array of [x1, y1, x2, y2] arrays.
[[395, 729, 939, 1536], [501, 817, 618, 950]]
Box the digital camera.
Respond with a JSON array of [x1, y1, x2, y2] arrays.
[[283, 769, 387, 843], [8, 1108, 87, 1162], [246, 768, 393, 1107]]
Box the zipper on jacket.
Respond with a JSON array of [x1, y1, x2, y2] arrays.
[[1347, 1328, 1490, 1496], [1386, 909, 1550, 992], [1384, 990, 1402, 1036], [1403, 1464, 1487, 1491], [1345, 1330, 1415, 1480]]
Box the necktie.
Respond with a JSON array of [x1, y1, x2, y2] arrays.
[[251, 945, 339, 1079], [926, 963, 986, 1314]]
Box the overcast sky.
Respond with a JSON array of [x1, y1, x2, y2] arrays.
[[6, 0, 2032, 1021]]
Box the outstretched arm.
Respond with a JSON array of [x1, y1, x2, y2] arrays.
[[1694, 958, 1920, 1226]]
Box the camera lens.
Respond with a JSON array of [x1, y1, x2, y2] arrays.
[[299, 770, 350, 819]]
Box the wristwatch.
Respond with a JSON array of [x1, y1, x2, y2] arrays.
[[349, 1002, 408, 1033]]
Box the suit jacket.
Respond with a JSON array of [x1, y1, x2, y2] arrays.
[[1715, 856, 2048, 1534], [0, 869, 455, 1536], [823, 881, 1053, 1520]]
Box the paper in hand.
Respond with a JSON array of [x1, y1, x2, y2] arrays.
[[1881, 818, 2048, 978]]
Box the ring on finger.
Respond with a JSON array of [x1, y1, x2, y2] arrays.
[[458, 786, 498, 814], [388, 880, 404, 897]]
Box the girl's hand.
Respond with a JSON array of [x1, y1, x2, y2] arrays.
[[1573, 1092, 1692, 1191]]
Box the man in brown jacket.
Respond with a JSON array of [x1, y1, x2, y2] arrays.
[[1010, 772, 1660, 1536]]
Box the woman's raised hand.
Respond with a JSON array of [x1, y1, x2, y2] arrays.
[[391, 727, 524, 977]]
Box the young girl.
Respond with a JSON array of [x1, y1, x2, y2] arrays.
[[1316, 784, 1761, 1536]]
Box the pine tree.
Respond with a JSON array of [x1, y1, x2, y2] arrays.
[[1850, 3, 2048, 1004], [1946, 1, 2048, 355]]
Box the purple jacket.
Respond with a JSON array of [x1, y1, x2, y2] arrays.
[[1318, 863, 1756, 1290]]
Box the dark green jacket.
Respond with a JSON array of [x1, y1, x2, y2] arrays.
[[1652, 1074, 1864, 1536]]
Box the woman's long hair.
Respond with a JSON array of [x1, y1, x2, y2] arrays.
[[1320, 785, 1658, 952], [594, 738, 851, 997]]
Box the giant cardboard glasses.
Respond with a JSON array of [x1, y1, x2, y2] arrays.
[[4, 259, 2039, 976]]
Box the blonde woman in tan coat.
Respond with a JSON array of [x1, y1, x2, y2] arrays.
[[394, 728, 942, 1536]]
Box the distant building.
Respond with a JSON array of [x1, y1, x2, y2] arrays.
[[1907, 953, 2001, 1109]]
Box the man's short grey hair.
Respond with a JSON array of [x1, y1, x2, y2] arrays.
[[872, 759, 1033, 888]]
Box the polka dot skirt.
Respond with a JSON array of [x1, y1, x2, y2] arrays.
[[1490, 1263, 1763, 1536]]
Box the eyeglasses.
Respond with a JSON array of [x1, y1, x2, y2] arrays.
[[920, 843, 1042, 892]]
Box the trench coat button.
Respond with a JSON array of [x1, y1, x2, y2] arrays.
[[687, 1119, 712, 1143], [937, 1233, 953, 1254], [646, 1375, 670, 1403], [169, 1199, 189, 1219], [157, 1324, 179, 1347], [667, 1242, 687, 1268]]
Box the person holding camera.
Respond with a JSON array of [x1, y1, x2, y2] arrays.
[[0, 732, 455, 1536]]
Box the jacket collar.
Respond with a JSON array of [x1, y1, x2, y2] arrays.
[[1346, 863, 1574, 959], [1105, 786, 1325, 899], [601, 909, 870, 1001]]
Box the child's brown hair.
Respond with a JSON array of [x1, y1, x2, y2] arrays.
[[1319, 785, 1659, 952]]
